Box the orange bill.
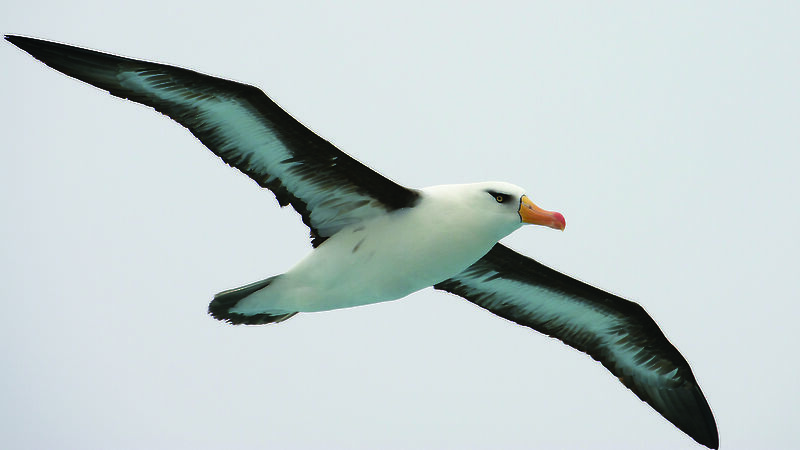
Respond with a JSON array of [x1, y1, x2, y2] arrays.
[[518, 195, 566, 230]]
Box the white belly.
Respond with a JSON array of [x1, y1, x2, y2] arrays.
[[264, 206, 502, 312]]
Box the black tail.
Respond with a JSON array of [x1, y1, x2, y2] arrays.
[[208, 276, 297, 325]]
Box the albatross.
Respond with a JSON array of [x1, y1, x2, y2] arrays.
[[6, 35, 718, 448]]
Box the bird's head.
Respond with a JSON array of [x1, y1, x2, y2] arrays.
[[423, 182, 565, 240], [476, 181, 565, 230]]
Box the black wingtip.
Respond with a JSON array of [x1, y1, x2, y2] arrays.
[[5, 35, 71, 65], [691, 413, 719, 449], [651, 380, 718, 449], [5, 35, 83, 60], [697, 416, 719, 449], [5, 34, 25, 46], [6, 34, 39, 49]]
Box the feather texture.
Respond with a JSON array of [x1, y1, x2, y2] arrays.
[[436, 243, 718, 448]]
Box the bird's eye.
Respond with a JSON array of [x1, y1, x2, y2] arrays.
[[495, 195, 505, 203]]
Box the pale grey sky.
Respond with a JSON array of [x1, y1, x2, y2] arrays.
[[2, 2, 798, 449]]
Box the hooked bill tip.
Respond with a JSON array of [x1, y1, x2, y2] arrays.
[[552, 212, 566, 230]]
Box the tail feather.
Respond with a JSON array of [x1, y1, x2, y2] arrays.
[[208, 276, 298, 325]]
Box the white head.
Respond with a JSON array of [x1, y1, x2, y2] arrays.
[[421, 181, 566, 242]]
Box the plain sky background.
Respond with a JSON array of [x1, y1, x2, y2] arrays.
[[2, 2, 798, 449]]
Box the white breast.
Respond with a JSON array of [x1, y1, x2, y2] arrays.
[[257, 190, 513, 312]]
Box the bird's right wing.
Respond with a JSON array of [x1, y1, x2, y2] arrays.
[[434, 243, 719, 449], [7, 35, 420, 247]]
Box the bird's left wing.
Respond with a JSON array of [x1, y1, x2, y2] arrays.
[[434, 243, 719, 449], [6, 35, 419, 247]]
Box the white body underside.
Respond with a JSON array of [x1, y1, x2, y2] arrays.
[[231, 184, 523, 315]]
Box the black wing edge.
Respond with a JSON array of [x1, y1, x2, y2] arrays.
[[5, 34, 420, 247], [435, 243, 719, 449]]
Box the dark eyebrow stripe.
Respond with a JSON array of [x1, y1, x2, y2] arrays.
[[486, 190, 509, 197]]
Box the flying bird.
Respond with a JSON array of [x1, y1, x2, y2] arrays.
[[6, 35, 718, 448]]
